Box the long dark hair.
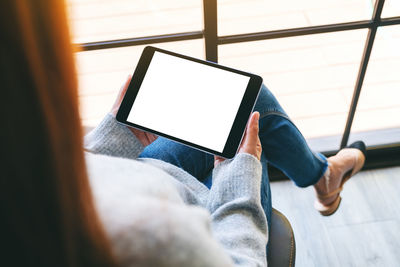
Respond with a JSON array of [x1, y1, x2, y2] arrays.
[[0, 1, 116, 266]]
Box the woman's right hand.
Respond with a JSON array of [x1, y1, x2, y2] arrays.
[[110, 75, 158, 147], [214, 112, 262, 166]]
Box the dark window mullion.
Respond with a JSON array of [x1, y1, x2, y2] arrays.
[[203, 0, 218, 62], [80, 31, 204, 51], [340, 0, 386, 148], [381, 16, 400, 26], [218, 20, 373, 44]]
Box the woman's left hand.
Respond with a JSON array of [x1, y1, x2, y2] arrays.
[[110, 75, 158, 147], [214, 112, 262, 166]]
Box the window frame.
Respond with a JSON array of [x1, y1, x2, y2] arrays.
[[78, 0, 400, 173]]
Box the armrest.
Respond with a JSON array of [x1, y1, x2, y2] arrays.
[[267, 208, 296, 267]]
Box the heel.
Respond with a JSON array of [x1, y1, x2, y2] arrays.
[[314, 196, 342, 216], [347, 141, 366, 177]]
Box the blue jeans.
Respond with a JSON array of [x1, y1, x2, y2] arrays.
[[139, 84, 328, 232]]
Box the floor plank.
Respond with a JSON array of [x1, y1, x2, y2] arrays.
[[270, 166, 400, 267], [328, 220, 400, 267]]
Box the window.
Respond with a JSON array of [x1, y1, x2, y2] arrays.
[[218, 30, 367, 150], [68, 0, 203, 43], [218, 0, 374, 35], [68, 0, 400, 167], [350, 25, 400, 146], [76, 40, 204, 126]]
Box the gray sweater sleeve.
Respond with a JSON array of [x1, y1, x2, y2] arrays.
[[84, 113, 144, 159], [85, 114, 268, 266], [207, 153, 268, 266]]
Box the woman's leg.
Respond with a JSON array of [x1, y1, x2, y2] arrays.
[[139, 83, 362, 218], [139, 83, 326, 209], [254, 84, 328, 187], [139, 138, 272, 229], [139, 84, 327, 185], [255, 85, 366, 216], [139, 137, 215, 182], [260, 153, 272, 230]]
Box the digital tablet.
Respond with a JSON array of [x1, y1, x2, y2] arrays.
[[117, 46, 262, 159]]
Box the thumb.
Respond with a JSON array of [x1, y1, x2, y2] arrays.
[[238, 111, 261, 160], [117, 74, 132, 100], [244, 112, 260, 145], [111, 75, 132, 116]]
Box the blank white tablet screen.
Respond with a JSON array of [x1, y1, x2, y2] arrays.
[[127, 51, 250, 153]]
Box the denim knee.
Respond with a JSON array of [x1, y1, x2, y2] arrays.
[[253, 84, 287, 117]]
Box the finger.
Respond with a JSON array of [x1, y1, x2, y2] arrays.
[[214, 155, 225, 166], [248, 111, 260, 134], [242, 112, 260, 147], [111, 75, 133, 116], [149, 134, 158, 143], [241, 127, 248, 144], [144, 133, 152, 146], [113, 75, 132, 108], [145, 133, 158, 146], [122, 74, 132, 91], [117, 75, 132, 100]]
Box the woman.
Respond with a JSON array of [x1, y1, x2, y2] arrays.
[[1, 1, 365, 266]]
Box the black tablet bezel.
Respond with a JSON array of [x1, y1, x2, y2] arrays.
[[117, 46, 262, 159]]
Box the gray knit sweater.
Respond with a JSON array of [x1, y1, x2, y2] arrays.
[[84, 114, 268, 267]]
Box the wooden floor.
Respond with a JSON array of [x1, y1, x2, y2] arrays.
[[270, 166, 400, 267]]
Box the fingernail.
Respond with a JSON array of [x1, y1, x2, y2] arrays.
[[254, 112, 260, 121]]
